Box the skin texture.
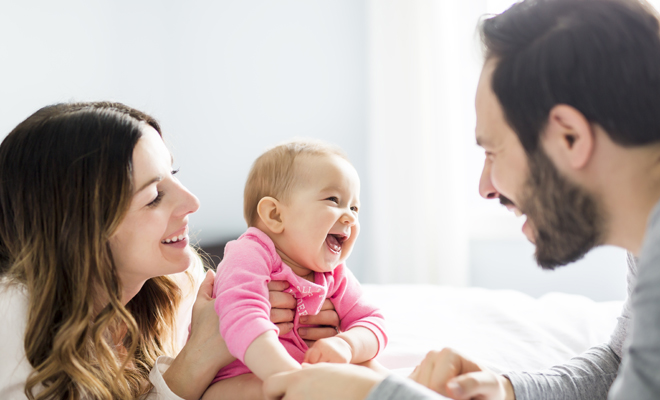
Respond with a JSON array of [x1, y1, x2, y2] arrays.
[[257, 154, 361, 277], [109, 126, 200, 305], [409, 348, 514, 400], [263, 363, 385, 400], [477, 61, 604, 270]]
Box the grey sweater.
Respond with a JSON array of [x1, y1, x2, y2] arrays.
[[367, 200, 660, 399]]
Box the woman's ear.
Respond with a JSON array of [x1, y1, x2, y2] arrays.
[[257, 197, 284, 234], [543, 104, 595, 171]]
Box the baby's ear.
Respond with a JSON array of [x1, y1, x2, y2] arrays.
[[257, 197, 284, 234]]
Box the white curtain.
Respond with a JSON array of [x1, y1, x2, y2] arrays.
[[365, 0, 488, 285]]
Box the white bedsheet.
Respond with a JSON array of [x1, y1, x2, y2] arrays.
[[364, 284, 623, 374]]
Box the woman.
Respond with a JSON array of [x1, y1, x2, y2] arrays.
[[0, 102, 337, 399]]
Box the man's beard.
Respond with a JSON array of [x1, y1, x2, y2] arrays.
[[515, 148, 605, 270]]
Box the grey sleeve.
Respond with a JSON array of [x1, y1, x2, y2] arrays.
[[608, 224, 660, 399], [504, 253, 636, 400], [365, 374, 448, 400]]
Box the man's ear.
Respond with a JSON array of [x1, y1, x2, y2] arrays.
[[257, 197, 284, 234], [543, 104, 595, 170]]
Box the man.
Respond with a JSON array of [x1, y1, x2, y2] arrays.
[[263, 0, 660, 399]]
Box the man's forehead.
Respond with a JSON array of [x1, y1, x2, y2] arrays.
[[475, 59, 507, 147]]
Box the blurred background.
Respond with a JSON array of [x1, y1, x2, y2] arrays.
[[2, 0, 649, 301]]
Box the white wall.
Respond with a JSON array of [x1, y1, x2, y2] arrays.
[[0, 0, 371, 276]]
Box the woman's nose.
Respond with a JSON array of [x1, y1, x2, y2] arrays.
[[479, 160, 500, 200], [176, 184, 200, 217]]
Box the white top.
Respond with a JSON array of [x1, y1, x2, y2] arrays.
[[0, 261, 205, 400]]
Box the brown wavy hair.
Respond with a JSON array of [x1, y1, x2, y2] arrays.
[[0, 102, 183, 399]]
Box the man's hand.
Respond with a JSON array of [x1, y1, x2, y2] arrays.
[[409, 348, 515, 400], [304, 336, 353, 364], [268, 281, 340, 342], [263, 363, 384, 400]]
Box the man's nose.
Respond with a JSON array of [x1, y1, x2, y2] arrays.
[[479, 160, 500, 200]]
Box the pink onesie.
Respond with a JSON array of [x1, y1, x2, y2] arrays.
[[212, 227, 387, 382]]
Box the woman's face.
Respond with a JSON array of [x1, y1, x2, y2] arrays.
[[109, 126, 200, 303]]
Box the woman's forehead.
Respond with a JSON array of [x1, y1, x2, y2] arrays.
[[132, 127, 171, 189]]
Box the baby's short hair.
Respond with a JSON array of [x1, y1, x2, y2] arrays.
[[244, 138, 348, 227]]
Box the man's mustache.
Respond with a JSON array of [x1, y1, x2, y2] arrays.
[[499, 195, 514, 207]]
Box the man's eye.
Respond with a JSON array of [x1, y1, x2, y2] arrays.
[[147, 191, 164, 207], [325, 196, 339, 204]]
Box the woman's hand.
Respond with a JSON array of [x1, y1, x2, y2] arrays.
[[263, 363, 384, 400], [268, 281, 340, 343], [163, 270, 235, 400], [409, 348, 515, 400]]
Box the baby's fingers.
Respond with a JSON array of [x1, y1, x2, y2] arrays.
[[303, 347, 322, 364]]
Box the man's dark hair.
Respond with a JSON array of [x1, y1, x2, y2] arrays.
[[481, 0, 660, 153]]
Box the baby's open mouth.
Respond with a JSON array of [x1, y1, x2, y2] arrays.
[[325, 234, 347, 254]]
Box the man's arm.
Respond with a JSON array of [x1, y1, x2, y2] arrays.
[[505, 253, 634, 400], [608, 234, 660, 399], [405, 255, 634, 400]]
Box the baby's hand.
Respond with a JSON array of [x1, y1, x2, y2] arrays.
[[303, 336, 352, 364]]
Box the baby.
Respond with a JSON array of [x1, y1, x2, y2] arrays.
[[202, 139, 387, 399]]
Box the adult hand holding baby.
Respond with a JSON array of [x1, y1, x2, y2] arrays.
[[268, 280, 341, 344]]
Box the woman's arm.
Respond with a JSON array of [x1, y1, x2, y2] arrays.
[[159, 271, 235, 400]]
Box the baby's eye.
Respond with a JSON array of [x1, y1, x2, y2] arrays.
[[351, 206, 359, 213], [325, 196, 339, 204]]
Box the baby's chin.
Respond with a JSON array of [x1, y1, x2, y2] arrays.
[[314, 260, 345, 273]]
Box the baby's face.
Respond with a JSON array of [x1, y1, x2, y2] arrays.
[[277, 154, 360, 274]]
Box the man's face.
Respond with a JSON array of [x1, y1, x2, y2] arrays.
[[475, 59, 604, 269]]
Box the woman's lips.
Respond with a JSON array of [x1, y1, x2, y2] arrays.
[[161, 226, 189, 244]]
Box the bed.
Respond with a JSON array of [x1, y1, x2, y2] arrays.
[[364, 284, 623, 375]]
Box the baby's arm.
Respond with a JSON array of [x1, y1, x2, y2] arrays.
[[304, 263, 388, 365], [304, 326, 379, 364], [244, 330, 301, 379], [214, 231, 302, 379]]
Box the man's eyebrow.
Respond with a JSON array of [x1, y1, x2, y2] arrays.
[[136, 176, 163, 193]]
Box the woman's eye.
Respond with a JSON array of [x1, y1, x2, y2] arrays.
[[172, 168, 180, 175], [325, 196, 339, 204], [147, 191, 164, 207]]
